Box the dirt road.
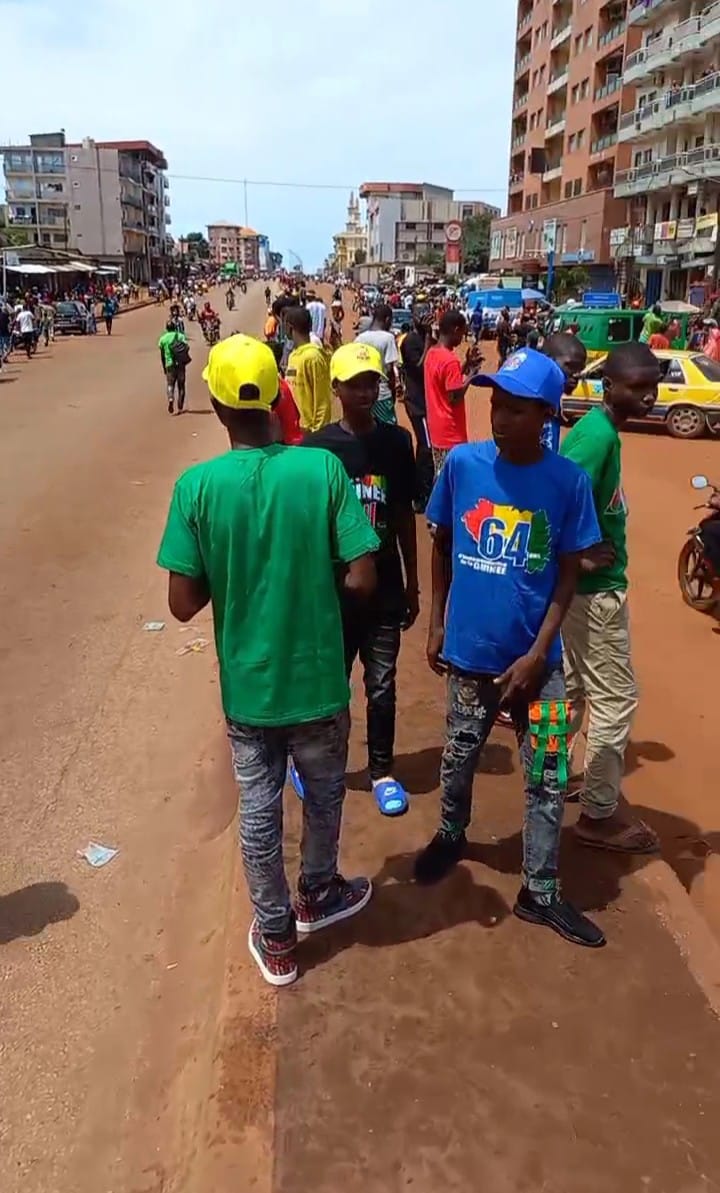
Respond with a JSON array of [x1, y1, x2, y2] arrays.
[[2, 289, 720, 1193]]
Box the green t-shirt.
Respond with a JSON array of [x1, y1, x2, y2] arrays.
[[157, 445, 379, 726], [158, 329, 187, 368], [560, 406, 627, 593]]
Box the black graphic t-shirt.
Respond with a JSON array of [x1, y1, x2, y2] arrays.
[[304, 421, 416, 614]]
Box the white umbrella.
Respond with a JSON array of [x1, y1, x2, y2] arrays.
[[662, 299, 701, 314]]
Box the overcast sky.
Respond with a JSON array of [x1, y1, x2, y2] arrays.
[[1, 0, 515, 268]]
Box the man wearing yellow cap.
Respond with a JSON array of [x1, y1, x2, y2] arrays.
[[302, 342, 419, 817], [157, 334, 380, 987]]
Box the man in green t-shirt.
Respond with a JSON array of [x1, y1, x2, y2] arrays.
[[157, 334, 380, 987], [158, 320, 190, 415], [560, 341, 661, 853]]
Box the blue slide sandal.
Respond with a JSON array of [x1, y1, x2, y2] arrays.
[[372, 778, 408, 817]]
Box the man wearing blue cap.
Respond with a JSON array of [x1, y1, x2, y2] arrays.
[[416, 348, 606, 948]]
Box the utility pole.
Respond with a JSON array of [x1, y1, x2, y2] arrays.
[[243, 179, 249, 228]]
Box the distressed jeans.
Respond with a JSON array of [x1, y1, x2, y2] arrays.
[[227, 710, 350, 935], [343, 615, 401, 781], [440, 667, 567, 894]]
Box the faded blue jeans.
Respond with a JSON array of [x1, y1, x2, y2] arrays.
[[440, 667, 567, 895], [227, 709, 350, 935]]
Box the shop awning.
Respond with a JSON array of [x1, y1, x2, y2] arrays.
[[68, 260, 95, 272], [5, 263, 54, 274]]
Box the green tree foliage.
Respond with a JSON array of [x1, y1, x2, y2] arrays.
[[461, 212, 492, 273]]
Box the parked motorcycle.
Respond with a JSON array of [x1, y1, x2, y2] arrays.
[[677, 474, 720, 612]]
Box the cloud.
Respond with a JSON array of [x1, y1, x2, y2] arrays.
[[0, 0, 514, 266]]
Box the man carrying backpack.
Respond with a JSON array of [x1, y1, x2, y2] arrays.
[[158, 319, 191, 414]]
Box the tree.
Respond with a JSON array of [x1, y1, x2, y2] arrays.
[[417, 247, 444, 270], [353, 248, 367, 265], [269, 251, 283, 269], [184, 232, 210, 260], [462, 212, 492, 273], [0, 213, 32, 249]]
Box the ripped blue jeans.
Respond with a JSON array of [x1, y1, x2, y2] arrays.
[[440, 667, 567, 895], [227, 710, 350, 935]]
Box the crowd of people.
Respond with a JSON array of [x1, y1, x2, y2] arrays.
[[156, 275, 665, 988]]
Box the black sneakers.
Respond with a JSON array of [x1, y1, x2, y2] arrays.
[[414, 831, 467, 885], [513, 887, 606, 948]]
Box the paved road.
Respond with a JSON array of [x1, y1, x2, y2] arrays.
[[2, 289, 720, 1193]]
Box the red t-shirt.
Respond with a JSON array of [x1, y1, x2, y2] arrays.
[[424, 344, 467, 449], [274, 378, 303, 445]]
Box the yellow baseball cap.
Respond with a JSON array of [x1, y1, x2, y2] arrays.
[[330, 342, 384, 384], [202, 334, 278, 409]]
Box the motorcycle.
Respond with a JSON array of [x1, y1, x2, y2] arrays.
[[239, 279, 247, 295], [677, 474, 720, 612], [201, 317, 221, 347]]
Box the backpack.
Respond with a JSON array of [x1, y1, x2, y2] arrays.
[[170, 336, 191, 367]]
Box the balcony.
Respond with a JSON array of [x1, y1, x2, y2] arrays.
[[598, 19, 627, 48], [614, 142, 720, 196], [623, 2, 720, 84], [591, 133, 618, 156], [511, 134, 526, 150], [515, 52, 531, 76], [550, 22, 571, 49], [628, 0, 676, 24], [545, 117, 567, 139], [518, 8, 533, 33], [618, 71, 720, 142], [509, 172, 525, 193], [542, 163, 563, 182], [595, 77, 622, 103], [547, 68, 569, 95], [513, 91, 529, 112]]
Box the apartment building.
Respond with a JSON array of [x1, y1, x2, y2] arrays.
[[359, 182, 499, 269], [207, 222, 268, 272], [1, 132, 171, 281], [490, 0, 638, 288], [612, 0, 720, 303]]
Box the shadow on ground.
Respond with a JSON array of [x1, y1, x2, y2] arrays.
[[0, 882, 80, 945]]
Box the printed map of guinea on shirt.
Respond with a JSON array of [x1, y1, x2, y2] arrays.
[[462, 499, 551, 576]]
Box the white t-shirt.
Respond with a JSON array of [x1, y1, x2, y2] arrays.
[[307, 300, 326, 340], [355, 329, 399, 403], [16, 310, 34, 334]]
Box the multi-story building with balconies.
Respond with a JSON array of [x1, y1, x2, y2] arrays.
[[1, 131, 171, 281], [612, 0, 720, 302], [490, 0, 639, 290]]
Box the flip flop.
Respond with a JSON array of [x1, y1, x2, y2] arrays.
[[574, 819, 659, 854], [288, 759, 305, 800], [372, 779, 408, 817]]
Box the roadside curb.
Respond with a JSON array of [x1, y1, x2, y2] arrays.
[[638, 858, 720, 1018]]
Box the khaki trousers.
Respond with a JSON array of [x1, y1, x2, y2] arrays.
[[562, 590, 639, 820]]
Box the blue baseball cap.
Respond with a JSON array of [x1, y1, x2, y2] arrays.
[[472, 348, 565, 412]]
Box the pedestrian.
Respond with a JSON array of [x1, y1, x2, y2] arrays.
[[157, 334, 379, 986], [284, 306, 333, 432], [496, 307, 512, 363], [303, 342, 419, 817], [306, 292, 327, 344], [648, 324, 670, 350], [703, 318, 720, 361], [267, 340, 303, 445], [560, 340, 661, 854], [102, 294, 117, 335], [400, 304, 436, 511], [542, 332, 588, 450], [158, 319, 191, 415], [0, 302, 12, 364], [14, 303, 35, 358], [423, 310, 482, 477], [639, 303, 664, 344], [469, 305, 484, 344], [354, 303, 400, 425], [416, 348, 606, 949]]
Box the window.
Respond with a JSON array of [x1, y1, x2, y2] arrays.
[[433, 222, 444, 230], [585, 27, 593, 48], [574, 33, 582, 53], [572, 84, 580, 103], [665, 359, 687, 385], [564, 180, 573, 198], [580, 77, 589, 99], [607, 318, 631, 344], [573, 178, 583, 196], [405, 222, 416, 230], [693, 355, 720, 382], [577, 128, 585, 148]]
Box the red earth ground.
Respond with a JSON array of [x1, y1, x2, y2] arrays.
[[1, 285, 719, 1193]]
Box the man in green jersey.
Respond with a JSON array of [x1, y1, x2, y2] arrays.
[[560, 341, 661, 853], [157, 334, 379, 987], [158, 319, 190, 414]]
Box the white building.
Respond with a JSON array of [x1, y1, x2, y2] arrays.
[[359, 182, 499, 268]]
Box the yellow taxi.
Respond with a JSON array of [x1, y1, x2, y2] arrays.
[[565, 349, 720, 440]]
